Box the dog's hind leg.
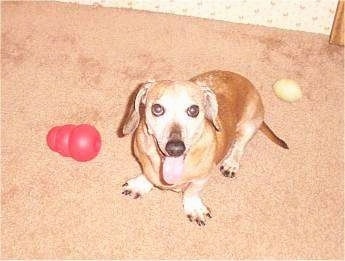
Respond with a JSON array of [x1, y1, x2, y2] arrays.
[[219, 118, 263, 178]]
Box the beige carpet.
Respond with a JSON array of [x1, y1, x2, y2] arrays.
[[1, 1, 344, 259]]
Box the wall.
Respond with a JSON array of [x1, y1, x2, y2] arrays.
[[58, 0, 338, 35]]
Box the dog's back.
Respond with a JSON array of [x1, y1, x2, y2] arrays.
[[190, 70, 264, 163]]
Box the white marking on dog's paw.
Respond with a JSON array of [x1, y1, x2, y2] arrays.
[[122, 175, 153, 199], [220, 158, 240, 178], [183, 196, 211, 225]]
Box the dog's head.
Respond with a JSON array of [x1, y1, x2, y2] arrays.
[[122, 80, 220, 184]]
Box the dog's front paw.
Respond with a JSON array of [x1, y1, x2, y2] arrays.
[[122, 175, 153, 199], [183, 196, 212, 226], [219, 158, 239, 178]]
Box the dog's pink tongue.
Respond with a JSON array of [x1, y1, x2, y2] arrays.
[[162, 156, 184, 184]]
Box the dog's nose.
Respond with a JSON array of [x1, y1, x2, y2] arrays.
[[165, 140, 186, 157]]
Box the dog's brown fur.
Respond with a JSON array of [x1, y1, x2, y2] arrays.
[[190, 70, 288, 162]]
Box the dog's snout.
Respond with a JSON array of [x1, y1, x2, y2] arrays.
[[165, 140, 186, 157]]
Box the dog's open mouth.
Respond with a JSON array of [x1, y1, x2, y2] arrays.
[[152, 136, 186, 185], [162, 155, 185, 185]]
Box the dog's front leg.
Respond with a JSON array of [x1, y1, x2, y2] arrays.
[[183, 178, 211, 225], [122, 175, 153, 199]]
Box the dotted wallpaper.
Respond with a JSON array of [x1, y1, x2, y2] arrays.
[[59, 0, 338, 35]]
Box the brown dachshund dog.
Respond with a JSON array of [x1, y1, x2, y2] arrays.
[[121, 70, 288, 225]]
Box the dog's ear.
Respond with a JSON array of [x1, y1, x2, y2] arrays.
[[122, 80, 155, 135], [201, 86, 221, 131]]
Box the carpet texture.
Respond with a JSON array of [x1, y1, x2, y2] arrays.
[[1, 1, 344, 259]]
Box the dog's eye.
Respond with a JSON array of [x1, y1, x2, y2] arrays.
[[187, 105, 199, 118], [151, 103, 165, 117]]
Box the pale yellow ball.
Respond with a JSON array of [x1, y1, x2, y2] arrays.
[[273, 79, 302, 102]]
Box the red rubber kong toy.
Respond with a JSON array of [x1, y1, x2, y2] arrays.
[[47, 124, 101, 162]]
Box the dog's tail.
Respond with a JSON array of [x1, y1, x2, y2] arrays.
[[260, 122, 289, 149]]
